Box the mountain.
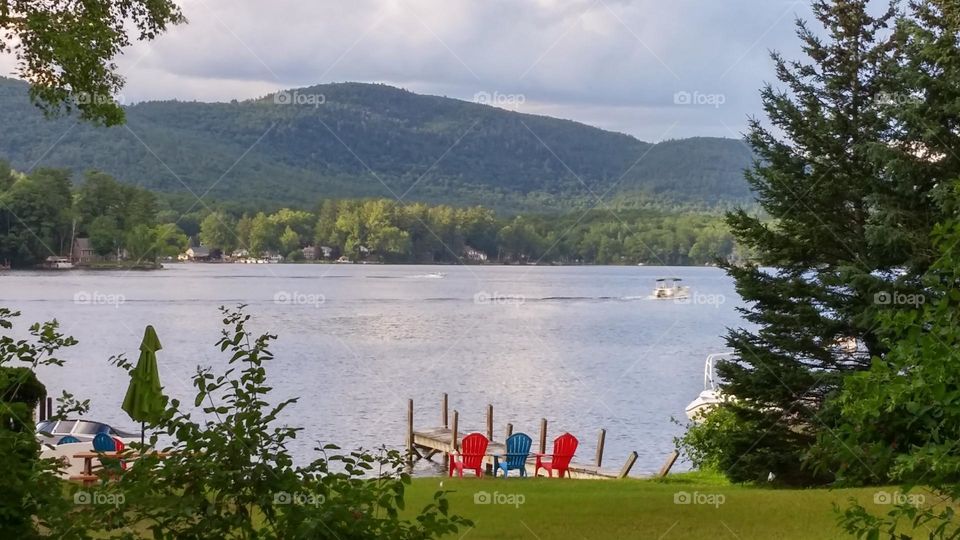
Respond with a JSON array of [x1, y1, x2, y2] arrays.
[[0, 77, 753, 210]]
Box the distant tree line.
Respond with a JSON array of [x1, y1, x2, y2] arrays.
[[0, 160, 743, 267], [197, 198, 742, 265], [0, 162, 187, 267]]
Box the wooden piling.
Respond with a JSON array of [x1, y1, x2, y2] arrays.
[[47, 397, 52, 419], [657, 450, 680, 478], [441, 393, 448, 428], [406, 399, 414, 466], [486, 404, 493, 441], [451, 410, 459, 452], [38, 395, 46, 422], [595, 428, 607, 468], [506, 423, 513, 438], [618, 451, 639, 479], [539, 418, 548, 454], [441, 394, 449, 468]]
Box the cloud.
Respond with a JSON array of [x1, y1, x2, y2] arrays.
[[8, 0, 816, 139]]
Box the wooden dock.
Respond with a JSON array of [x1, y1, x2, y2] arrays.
[[406, 394, 644, 479]]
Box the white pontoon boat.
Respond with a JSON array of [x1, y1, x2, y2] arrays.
[[685, 352, 734, 422], [653, 277, 690, 300]]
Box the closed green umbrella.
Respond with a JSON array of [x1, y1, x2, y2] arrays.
[[121, 325, 167, 446]]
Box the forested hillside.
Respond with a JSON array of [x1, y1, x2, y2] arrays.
[[0, 77, 752, 211]]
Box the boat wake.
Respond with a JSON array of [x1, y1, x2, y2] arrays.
[[406, 272, 446, 279]]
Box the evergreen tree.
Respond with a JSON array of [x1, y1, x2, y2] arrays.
[[709, 0, 940, 485], [809, 0, 960, 486]]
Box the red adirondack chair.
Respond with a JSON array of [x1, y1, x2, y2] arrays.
[[534, 432, 578, 478], [112, 437, 128, 470], [449, 432, 489, 478]]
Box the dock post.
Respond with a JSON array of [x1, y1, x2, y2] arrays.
[[595, 429, 607, 468], [38, 393, 46, 422], [484, 404, 495, 474], [505, 423, 513, 438], [618, 451, 639, 479], [486, 404, 493, 441], [451, 410, 459, 452], [441, 393, 449, 469], [657, 450, 680, 478], [442, 393, 448, 428], [406, 399, 414, 469], [539, 418, 548, 454]]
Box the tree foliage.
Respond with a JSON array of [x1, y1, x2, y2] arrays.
[[821, 220, 960, 540], [0, 308, 87, 538], [698, 0, 950, 485], [194, 198, 739, 265], [0, 0, 184, 125], [0, 166, 187, 266]]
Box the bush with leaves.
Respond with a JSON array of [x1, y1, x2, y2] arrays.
[[675, 403, 825, 486], [0, 307, 88, 539], [61, 305, 469, 539], [811, 222, 960, 539]]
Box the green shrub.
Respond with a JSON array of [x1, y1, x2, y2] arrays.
[[0, 308, 86, 539], [676, 404, 830, 486]]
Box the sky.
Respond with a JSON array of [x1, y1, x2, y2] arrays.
[[1, 0, 816, 142]]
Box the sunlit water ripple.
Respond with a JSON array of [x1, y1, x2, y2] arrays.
[[1, 263, 745, 476]]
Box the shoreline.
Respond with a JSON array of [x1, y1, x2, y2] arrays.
[[7, 260, 721, 272]]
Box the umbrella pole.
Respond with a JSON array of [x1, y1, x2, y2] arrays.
[[141, 421, 145, 447]]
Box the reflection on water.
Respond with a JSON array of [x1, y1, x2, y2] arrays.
[[1, 263, 744, 476]]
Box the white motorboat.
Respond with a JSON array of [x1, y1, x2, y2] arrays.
[[685, 352, 734, 422], [652, 277, 690, 300], [43, 256, 74, 269], [36, 418, 139, 446], [36, 419, 140, 477]]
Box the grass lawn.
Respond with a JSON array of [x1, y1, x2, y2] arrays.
[[403, 472, 889, 539]]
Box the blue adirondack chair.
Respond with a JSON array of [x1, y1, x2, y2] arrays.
[[92, 433, 116, 452], [495, 432, 533, 478], [92, 433, 126, 472]]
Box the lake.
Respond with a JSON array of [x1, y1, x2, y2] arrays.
[[2, 263, 744, 476]]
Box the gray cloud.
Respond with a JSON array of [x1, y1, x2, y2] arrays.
[[4, 0, 816, 140]]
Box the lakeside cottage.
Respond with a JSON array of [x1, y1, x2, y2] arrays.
[[71, 238, 100, 264], [180, 246, 211, 261]]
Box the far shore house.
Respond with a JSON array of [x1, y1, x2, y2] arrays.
[[301, 246, 318, 260], [463, 245, 488, 262], [320, 246, 334, 259], [71, 237, 101, 264], [180, 246, 211, 262]]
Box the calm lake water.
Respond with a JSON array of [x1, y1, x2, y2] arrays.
[[2, 263, 744, 476]]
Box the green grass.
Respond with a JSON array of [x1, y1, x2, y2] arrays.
[[403, 473, 888, 539]]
